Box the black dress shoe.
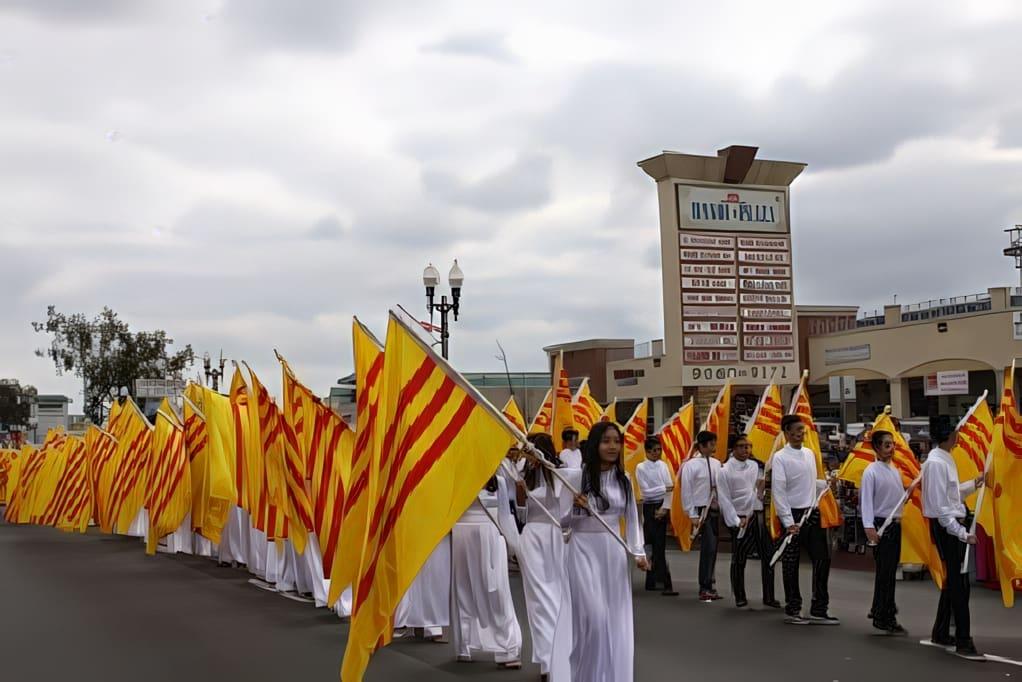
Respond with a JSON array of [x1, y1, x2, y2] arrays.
[[662, 590, 679, 597], [763, 599, 782, 609]]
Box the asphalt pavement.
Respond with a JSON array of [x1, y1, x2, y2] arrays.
[[1, 523, 1020, 681]]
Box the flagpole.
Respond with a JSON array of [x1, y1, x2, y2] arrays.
[[498, 460, 568, 538], [876, 474, 921, 538], [961, 450, 994, 573], [769, 483, 830, 567]]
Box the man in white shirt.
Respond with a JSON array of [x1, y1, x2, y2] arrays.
[[718, 434, 779, 609], [773, 414, 838, 625], [922, 415, 986, 660], [681, 430, 723, 602], [635, 436, 678, 596], [558, 428, 582, 469], [861, 429, 912, 635]]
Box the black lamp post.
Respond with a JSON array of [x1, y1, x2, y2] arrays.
[[203, 350, 226, 391], [423, 260, 464, 360]]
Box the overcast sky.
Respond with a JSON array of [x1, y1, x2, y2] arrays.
[[3, 0, 1022, 405]]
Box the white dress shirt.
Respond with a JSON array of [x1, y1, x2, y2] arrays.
[[771, 445, 827, 528], [717, 457, 764, 529], [635, 458, 674, 507], [680, 454, 721, 520], [559, 448, 582, 469], [922, 447, 977, 541], [860, 460, 905, 529]]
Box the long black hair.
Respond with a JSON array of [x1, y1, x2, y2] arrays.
[[524, 432, 561, 490], [581, 420, 630, 512]]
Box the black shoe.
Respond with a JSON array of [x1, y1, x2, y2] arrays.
[[661, 590, 679, 597], [645, 585, 659, 592], [887, 623, 908, 636], [930, 635, 955, 649], [735, 599, 748, 608], [808, 613, 840, 625], [763, 599, 781, 609], [953, 640, 986, 661]]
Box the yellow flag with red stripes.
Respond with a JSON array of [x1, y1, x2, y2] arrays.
[[621, 399, 649, 499], [572, 378, 603, 440], [341, 311, 519, 681], [85, 425, 118, 532], [788, 374, 842, 529], [989, 363, 1022, 606], [501, 396, 526, 433], [747, 383, 783, 465], [5, 445, 47, 523], [248, 365, 314, 554], [328, 318, 385, 609], [600, 398, 618, 426], [45, 436, 92, 533], [107, 399, 153, 535], [29, 436, 71, 525], [704, 382, 732, 462], [281, 354, 354, 579], [528, 388, 552, 434], [551, 353, 574, 452], [183, 386, 236, 545], [950, 395, 994, 531], [0, 448, 18, 505], [659, 400, 694, 550], [145, 409, 190, 554]]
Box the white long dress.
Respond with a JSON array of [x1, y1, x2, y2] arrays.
[[394, 535, 451, 637], [451, 477, 522, 663], [161, 513, 194, 554], [247, 525, 268, 579], [218, 506, 250, 565], [564, 469, 644, 682], [518, 470, 573, 677]]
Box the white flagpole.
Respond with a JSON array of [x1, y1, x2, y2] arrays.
[[769, 484, 830, 567]]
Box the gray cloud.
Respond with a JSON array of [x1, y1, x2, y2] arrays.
[[220, 0, 375, 51], [0, 0, 146, 23], [421, 32, 515, 63], [422, 154, 553, 213], [307, 214, 346, 240]]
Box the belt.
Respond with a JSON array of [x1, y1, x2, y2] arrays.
[[643, 499, 665, 506]]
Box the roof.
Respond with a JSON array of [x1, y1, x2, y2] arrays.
[[796, 305, 860, 315], [35, 394, 71, 403], [637, 146, 806, 187], [542, 339, 635, 353]]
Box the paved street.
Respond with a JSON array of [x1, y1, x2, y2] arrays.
[[1, 523, 1020, 681]]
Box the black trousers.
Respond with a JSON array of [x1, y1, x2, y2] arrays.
[[695, 506, 719, 592], [871, 518, 901, 625], [930, 518, 971, 645], [642, 502, 672, 591], [729, 511, 776, 604], [780, 508, 831, 616]]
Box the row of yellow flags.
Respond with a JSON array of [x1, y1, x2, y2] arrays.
[[2, 319, 1021, 679], [504, 358, 1022, 605]]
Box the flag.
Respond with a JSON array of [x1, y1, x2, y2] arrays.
[[108, 399, 154, 534], [501, 396, 526, 433], [621, 399, 649, 499], [704, 383, 732, 462], [950, 395, 994, 530], [600, 398, 618, 426], [281, 354, 354, 578], [746, 383, 783, 465], [659, 400, 694, 550], [248, 365, 314, 554], [528, 388, 552, 434], [5, 441, 49, 524], [550, 353, 574, 452], [788, 374, 842, 529], [341, 311, 519, 681], [42, 436, 91, 533], [229, 367, 262, 523], [28, 436, 69, 525], [183, 387, 236, 545], [145, 409, 190, 554], [240, 367, 289, 542], [572, 378, 603, 440], [989, 363, 1022, 606], [0, 448, 19, 505], [328, 318, 384, 609], [85, 426, 118, 532], [835, 425, 876, 486]]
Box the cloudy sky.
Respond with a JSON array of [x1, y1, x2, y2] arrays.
[[3, 0, 1022, 405]]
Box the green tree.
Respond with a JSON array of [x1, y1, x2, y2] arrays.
[[0, 379, 37, 431], [32, 306, 195, 423]]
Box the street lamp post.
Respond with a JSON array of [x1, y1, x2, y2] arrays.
[[423, 260, 464, 360], [203, 350, 227, 391]]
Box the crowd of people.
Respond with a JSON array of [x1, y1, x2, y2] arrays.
[[391, 413, 991, 680]]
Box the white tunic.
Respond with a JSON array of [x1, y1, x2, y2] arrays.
[[860, 461, 905, 529], [394, 535, 451, 635], [771, 445, 827, 528], [717, 458, 763, 529], [680, 455, 721, 519], [922, 447, 977, 541], [564, 468, 644, 682], [559, 449, 582, 469], [451, 477, 522, 663], [635, 459, 673, 505], [518, 470, 573, 677]]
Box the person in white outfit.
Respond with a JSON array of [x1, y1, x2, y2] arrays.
[[451, 474, 523, 668], [516, 433, 572, 682], [558, 429, 582, 469], [634, 436, 677, 595], [564, 421, 648, 682], [681, 430, 723, 602], [394, 535, 451, 640]]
